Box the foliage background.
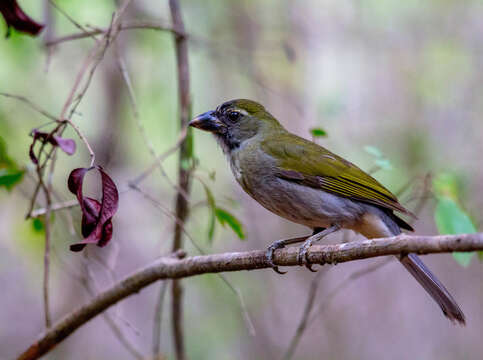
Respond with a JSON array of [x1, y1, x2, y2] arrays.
[[1, 0, 482, 359]]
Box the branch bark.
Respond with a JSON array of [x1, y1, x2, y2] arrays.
[[17, 232, 483, 360], [166, 1, 192, 360]]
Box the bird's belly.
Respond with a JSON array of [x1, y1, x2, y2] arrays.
[[244, 177, 365, 228]]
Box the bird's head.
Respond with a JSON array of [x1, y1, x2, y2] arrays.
[[189, 99, 282, 152]]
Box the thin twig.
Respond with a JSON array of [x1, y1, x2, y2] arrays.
[[307, 258, 392, 328], [46, 20, 185, 47], [48, 0, 94, 37], [42, 180, 52, 328], [64, 118, 96, 166], [152, 281, 169, 357], [42, 0, 55, 71], [82, 254, 144, 360], [115, 47, 188, 199], [59, 0, 133, 122], [217, 273, 256, 336], [52, 248, 142, 359], [30, 199, 79, 218], [0, 92, 58, 121], [282, 271, 326, 360], [129, 184, 203, 254], [128, 126, 188, 188]]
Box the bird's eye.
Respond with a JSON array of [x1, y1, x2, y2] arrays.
[[227, 111, 241, 122]]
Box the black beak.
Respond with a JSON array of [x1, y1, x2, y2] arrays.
[[189, 111, 225, 133]]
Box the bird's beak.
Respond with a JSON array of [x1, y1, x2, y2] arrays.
[[189, 111, 225, 134]]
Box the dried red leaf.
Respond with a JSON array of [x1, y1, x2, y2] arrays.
[[81, 197, 101, 238], [0, 0, 44, 37], [67, 167, 119, 252], [53, 135, 76, 155], [29, 141, 38, 164], [29, 130, 76, 164]]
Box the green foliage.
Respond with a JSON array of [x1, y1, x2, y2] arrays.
[[201, 181, 245, 242], [31, 217, 45, 234], [0, 168, 24, 190], [433, 173, 478, 267], [201, 183, 217, 243], [364, 145, 393, 170], [364, 145, 383, 158], [309, 127, 328, 138], [374, 158, 392, 171], [0, 136, 24, 191], [215, 208, 245, 240]]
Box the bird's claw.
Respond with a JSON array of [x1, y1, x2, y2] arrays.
[[273, 266, 287, 275], [297, 241, 318, 272], [266, 241, 287, 275]]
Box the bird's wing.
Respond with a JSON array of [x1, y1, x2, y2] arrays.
[[261, 133, 415, 217]]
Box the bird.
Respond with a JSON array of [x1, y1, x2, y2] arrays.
[[189, 99, 465, 325]]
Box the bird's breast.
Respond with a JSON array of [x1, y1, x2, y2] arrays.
[[228, 145, 365, 228]]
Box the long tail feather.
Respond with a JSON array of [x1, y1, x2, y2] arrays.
[[363, 208, 466, 325], [399, 253, 465, 325]]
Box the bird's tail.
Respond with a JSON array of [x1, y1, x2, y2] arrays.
[[368, 210, 466, 325], [399, 253, 465, 324]]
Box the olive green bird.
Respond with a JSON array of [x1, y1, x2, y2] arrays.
[[189, 99, 465, 324]]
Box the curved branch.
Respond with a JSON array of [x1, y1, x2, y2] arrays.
[[17, 232, 483, 360]]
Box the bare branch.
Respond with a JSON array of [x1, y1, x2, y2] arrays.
[[30, 199, 79, 218], [41, 180, 52, 328], [0, 92, 58, 121], [115, 47, 189, 200], [282, 271, 326, 360], [17, 232, 483, 360], [152, 281, 169, 357], [308, 258, 392, 328], [46, 21, 184, 47], [128, 126, 188, 188], [167, 1, 192, 359], [65, 118, 96, 166]]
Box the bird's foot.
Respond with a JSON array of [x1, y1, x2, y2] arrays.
[[297, 225, 340, 272], [266, 239, 290, 274], [297, 238, 318, 272]]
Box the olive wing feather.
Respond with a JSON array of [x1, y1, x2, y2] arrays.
[[261, 134, 415, 218]]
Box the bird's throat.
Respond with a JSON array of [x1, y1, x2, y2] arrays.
[[214, 132, 240, 154]]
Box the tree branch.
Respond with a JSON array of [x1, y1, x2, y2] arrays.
[[45, 21, 185, 47], [17, 232, 483, 360], [166, 1, 192, 360]]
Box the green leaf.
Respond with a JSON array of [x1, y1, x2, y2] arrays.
[[434, 197, 477, 267], [201, 183, 216, 243], [363, 145, 383, 158], [0, 168, 24, 190], [0, 136, 14, 167], [478, 251, 483, 262], [31, 217, 45, 233], [309, 127, 328, 138], [374, 158, 393, 170], [215, 207, 245, 240], [452, 252, 473, 267], [0, 135, 24, 191], [433, 173, 460, 200]]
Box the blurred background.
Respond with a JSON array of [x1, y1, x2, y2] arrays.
[[1, 0, 482, 359]]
